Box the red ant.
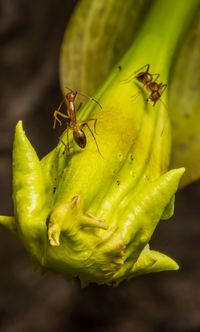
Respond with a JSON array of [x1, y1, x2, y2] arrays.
[[53, 88, 102, 154], [123, 64, 167, 106], [122, 64, 169, 134]]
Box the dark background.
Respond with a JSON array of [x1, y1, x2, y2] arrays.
[[0, 1, 200, 331]]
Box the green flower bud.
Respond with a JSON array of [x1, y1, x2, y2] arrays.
[[7, 107, 184, 286], [1, 0, 198, 286]]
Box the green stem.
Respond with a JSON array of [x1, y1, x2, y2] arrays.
[[122, 0, 199, 78]]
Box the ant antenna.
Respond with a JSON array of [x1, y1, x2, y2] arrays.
[[120, 72, 136, 84], [134, 64, 150, 74], [64, 86, 73, 93], [64, 86, 102, 110]]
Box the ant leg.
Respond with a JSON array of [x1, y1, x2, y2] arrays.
[[53, 111, 69, 128], [53, 95, 69, 128], [58, 129, 67, 150], [159, 90, 169, 136], [131, 84, 147, 102], [76, 102, 83, 113], [151, 73, 160, 81], [53, 112, 62, 128], [161, 112, 170, 136], [78, 118, 97, 134], [56, 96, 66, 113], [159, 98, 168, 110], [59, 126, 70, 152], [81, 123, 102, 157], [131, 90, 142, 102], [159, 84, 167, 96], [66, 125, 69, 152]]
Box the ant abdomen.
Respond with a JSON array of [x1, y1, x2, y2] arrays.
[[73, 127, 86, 148], [147, 91, 160, 105]]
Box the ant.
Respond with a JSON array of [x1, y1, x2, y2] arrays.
[[123, 64, 167, 106], [122, 64, 168, 135], [53, 88, 102, 154]]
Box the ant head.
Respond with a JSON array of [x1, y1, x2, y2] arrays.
[[136, 72, 152, 84], [67, 91, 77, 102]]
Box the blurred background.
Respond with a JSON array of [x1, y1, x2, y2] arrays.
[[0, 1, 200, 331]]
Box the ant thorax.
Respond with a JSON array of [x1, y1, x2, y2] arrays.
[[147, 82, 159, 91]]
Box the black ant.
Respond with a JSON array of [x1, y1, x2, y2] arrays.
[[53, 88, 102, 155], [123, 64, 167, 106]]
